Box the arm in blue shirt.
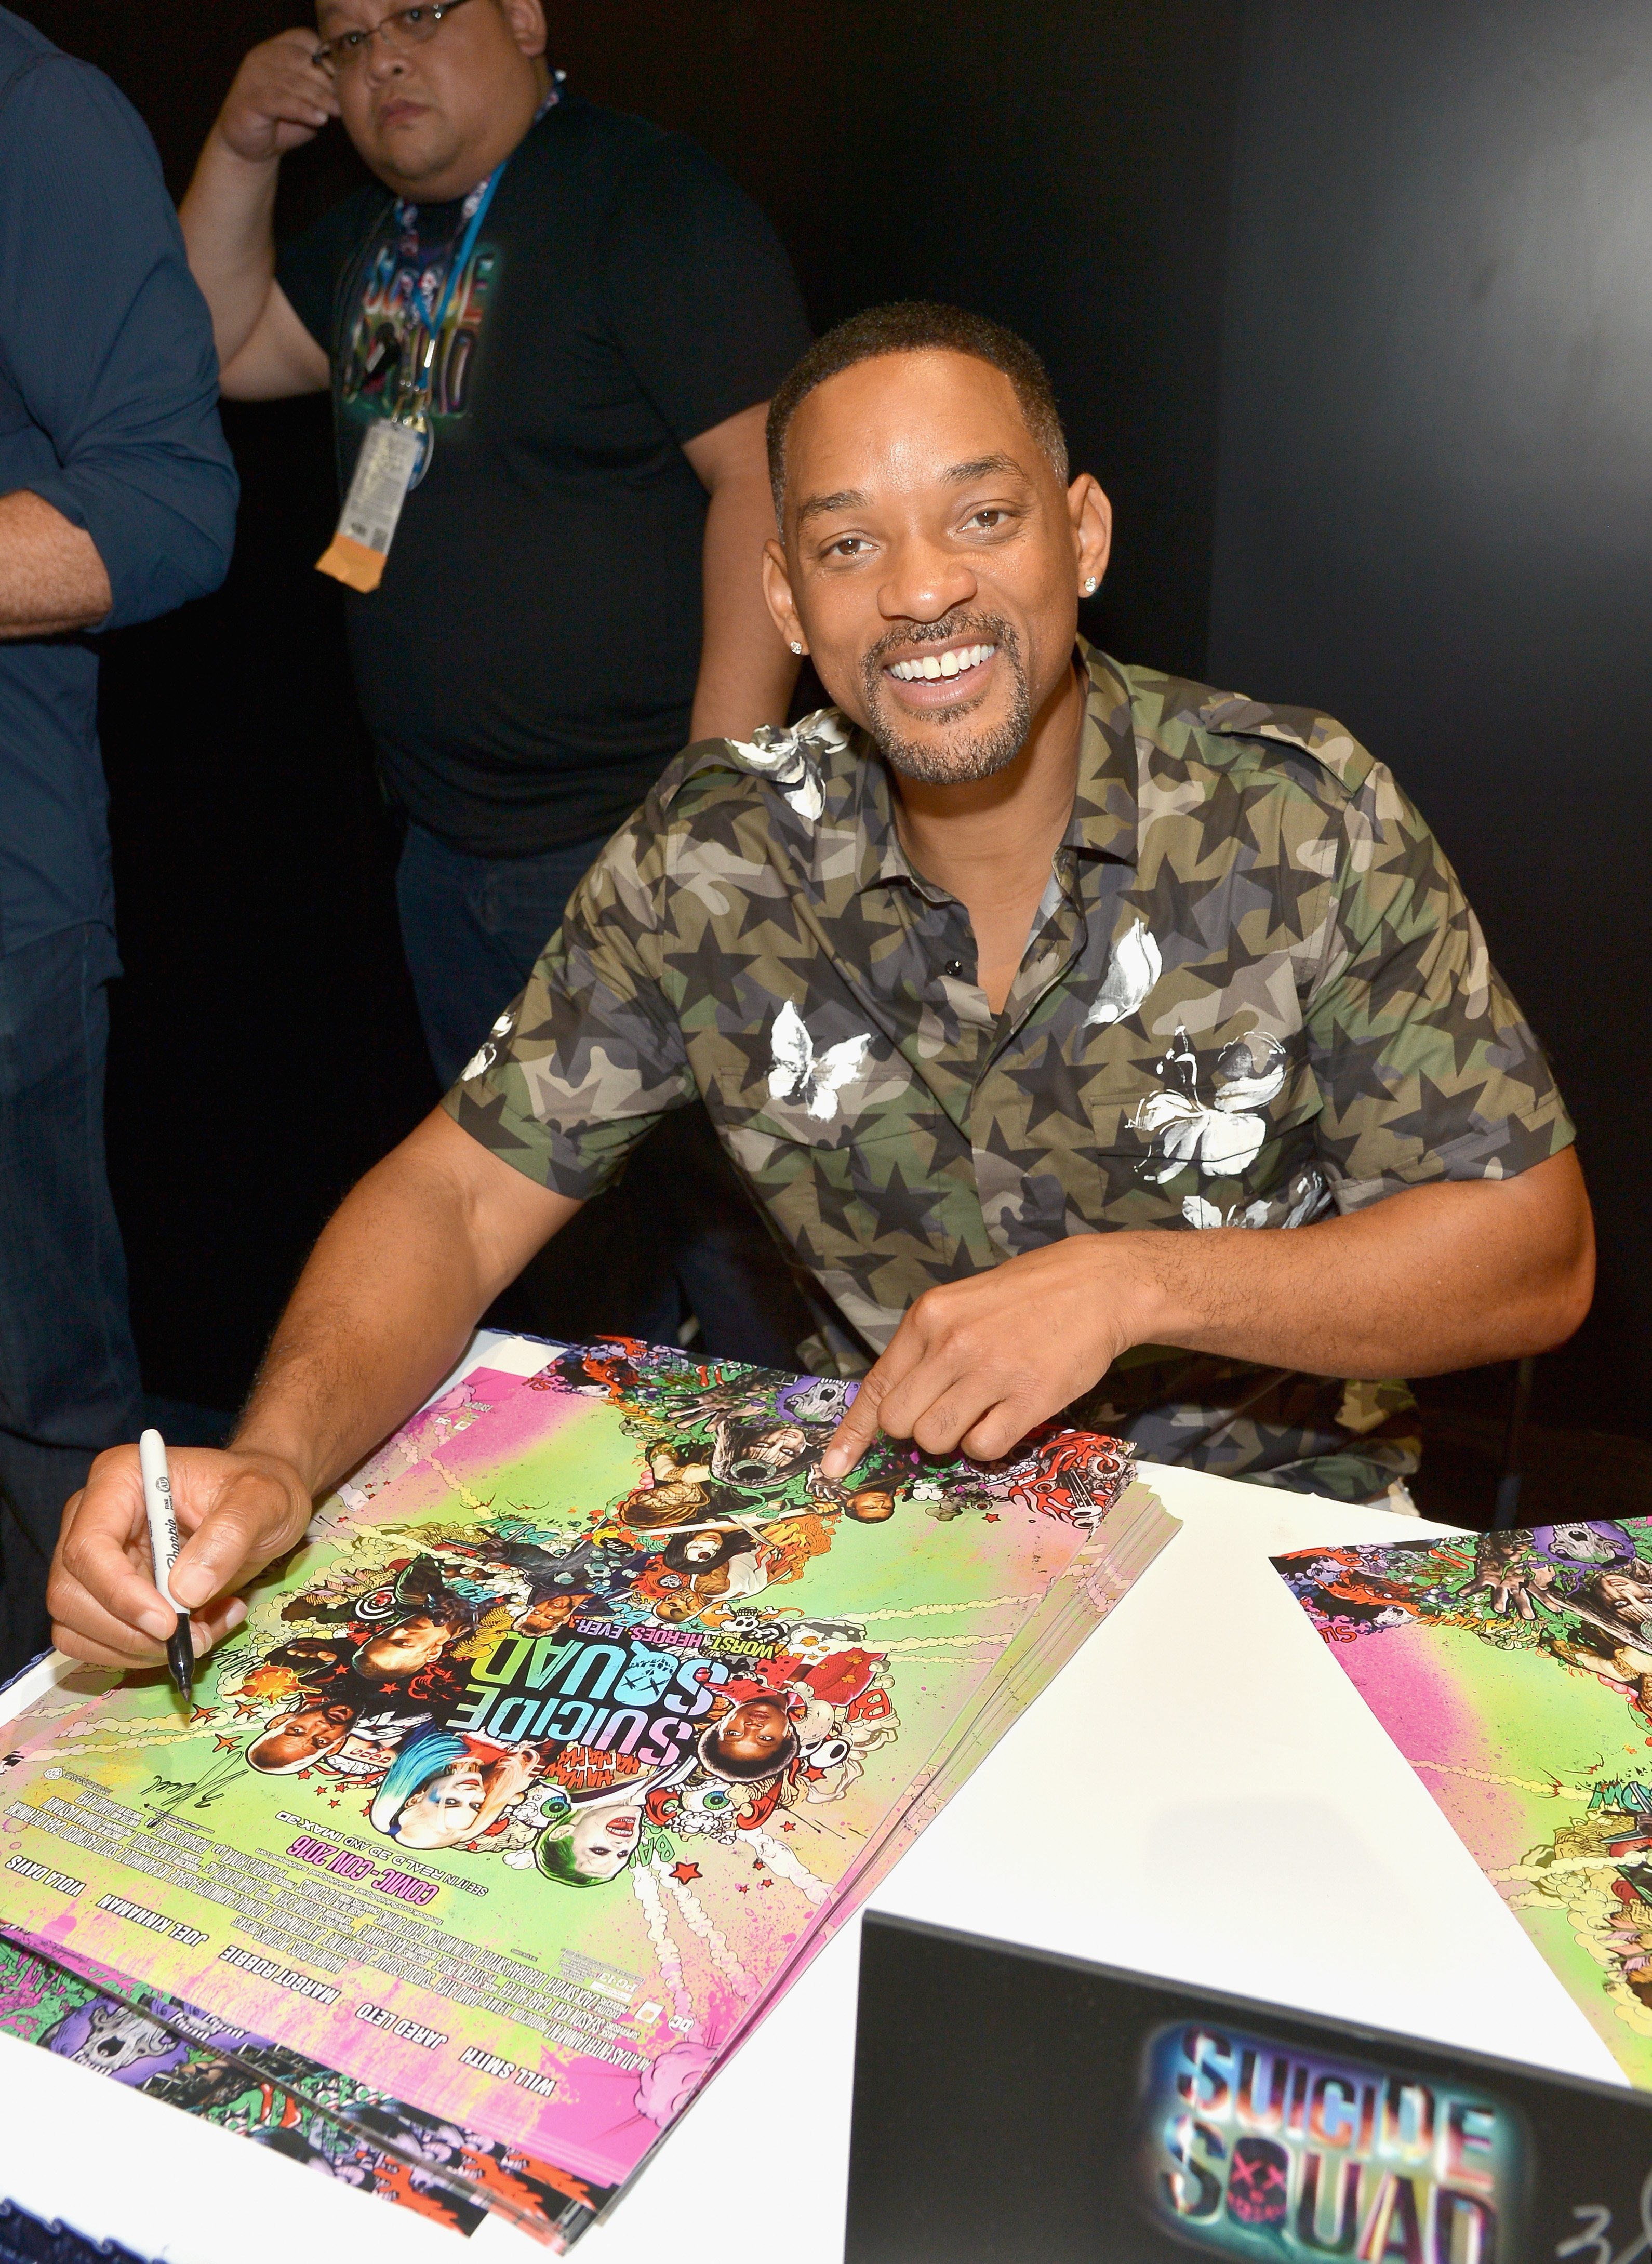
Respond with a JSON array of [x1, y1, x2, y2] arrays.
[[0, 44, 238, 630]]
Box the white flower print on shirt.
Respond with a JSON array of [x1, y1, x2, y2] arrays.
[[1085, 917, 1162, 1028], [459, 1003, 519, 1085], [725, 711, 851, 823], [1132, 1027, 1288, 1184]]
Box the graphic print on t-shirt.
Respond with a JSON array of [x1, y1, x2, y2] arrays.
[[337, 221, 501, 435]]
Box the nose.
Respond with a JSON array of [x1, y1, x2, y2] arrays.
[[362, 32, 410, 86], [877, 530, 978, 626]]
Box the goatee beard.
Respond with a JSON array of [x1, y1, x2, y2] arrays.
[[860, 612, 1031, 785]]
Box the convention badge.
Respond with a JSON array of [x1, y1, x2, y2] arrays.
[[315, 417, 427, 593]]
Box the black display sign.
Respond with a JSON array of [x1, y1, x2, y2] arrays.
[[846, 1911, 1652, 2264]]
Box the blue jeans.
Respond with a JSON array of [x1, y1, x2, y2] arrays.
[[394, 822, 810, 1365], [0, 924, 142, 1675], [395, 823, 605, 1089]]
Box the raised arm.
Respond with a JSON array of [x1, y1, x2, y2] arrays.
[[48, 1109, 580, 1669], [821, 1146, 1595, 1475], [684, 401, 800, 741], [178, 29, 333, 399]]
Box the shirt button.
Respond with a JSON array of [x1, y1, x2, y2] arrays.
[[943, 959, 966, 979]]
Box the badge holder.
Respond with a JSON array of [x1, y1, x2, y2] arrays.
[[315, 344, 435, 595]]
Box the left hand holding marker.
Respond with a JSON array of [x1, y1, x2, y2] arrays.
[[819, 1237, 1155, 1481]]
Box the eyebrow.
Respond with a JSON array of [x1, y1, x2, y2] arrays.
[[794, 454, 1033, 527], [795, 487, 867, 527], [941, 452, 1028, 484]]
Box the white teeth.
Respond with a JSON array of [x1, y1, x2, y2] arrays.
[[887, 642, 997, 683]]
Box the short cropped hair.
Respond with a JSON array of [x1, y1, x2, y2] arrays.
[[766, 301, 1069, 516]]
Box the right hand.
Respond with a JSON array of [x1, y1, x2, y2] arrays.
[[49, 1445, 313, 1670], [216, 28, 340, 165]]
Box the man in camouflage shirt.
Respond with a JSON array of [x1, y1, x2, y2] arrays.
[[445, 627, 1564, 1502], [50, 304, 1594, 1668]]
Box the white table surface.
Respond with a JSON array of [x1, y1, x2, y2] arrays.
[[0, 1334, 1625, 2260]]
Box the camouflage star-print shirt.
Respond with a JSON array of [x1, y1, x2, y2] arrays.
[[446, 643, 1573, 1503]]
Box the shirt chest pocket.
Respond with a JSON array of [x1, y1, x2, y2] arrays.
[[697, 1002, 917, 1156], [994, 1013, 1317, 1221], [1102, 1021, 1319, 1194]]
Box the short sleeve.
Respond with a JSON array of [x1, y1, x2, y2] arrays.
[[1304, 760, 1574, 1208], [442, 795, 697, 1195], [598, 134, 812, 445], [276, 188, 387, 353]]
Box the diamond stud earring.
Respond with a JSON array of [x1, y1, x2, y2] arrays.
[[1083, 576, 1098, 593], [790, 641, 803, 654]]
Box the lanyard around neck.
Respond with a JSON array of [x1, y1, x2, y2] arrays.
[[414, 164, 505, 345], [392, 168, 501, 424], [389, 81, 559, 430]]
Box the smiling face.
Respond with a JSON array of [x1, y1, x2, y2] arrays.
[[315, 0, 548, 201], [717, 1697, 791, 1764], [567, 1794, 643, 1880], [248, 1702, 356, 1773], [764, 349, 1109, 787]]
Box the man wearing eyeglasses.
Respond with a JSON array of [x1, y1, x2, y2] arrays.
[[179, 0, 814, 1358]]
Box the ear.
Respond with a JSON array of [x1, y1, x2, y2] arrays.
[[762, 536, 806, 655], [1069, 474, 1112, 597], [498, 0, 548, 59]]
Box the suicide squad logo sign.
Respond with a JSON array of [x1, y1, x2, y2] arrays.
[[1136, 2022, 1522, 2263]]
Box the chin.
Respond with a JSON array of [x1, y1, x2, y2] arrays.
[[877, 720, 1028, 787], [368, 127, 454, 187]]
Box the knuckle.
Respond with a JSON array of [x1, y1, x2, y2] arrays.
[[57, 1528, 97, 1588]]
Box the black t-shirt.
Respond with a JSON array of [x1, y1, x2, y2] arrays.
[[277, 93, 811, 856]]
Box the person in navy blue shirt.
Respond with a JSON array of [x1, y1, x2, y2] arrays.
[[0, 9, 238, 1675]]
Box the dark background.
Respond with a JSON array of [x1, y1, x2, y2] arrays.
[[19, 2, 1649, 1460]]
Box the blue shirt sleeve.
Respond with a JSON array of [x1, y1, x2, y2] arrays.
[[0, 51, 238, 629]]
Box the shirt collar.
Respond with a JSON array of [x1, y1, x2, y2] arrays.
[[847, 638, 1139, 897]]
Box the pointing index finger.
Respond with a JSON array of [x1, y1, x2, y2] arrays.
[[821, 1377, 886, 1482]]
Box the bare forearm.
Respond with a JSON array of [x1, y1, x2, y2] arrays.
[[232, 1113, 579, 1495], [180, 129, 281, 368], [822, 1147, 1595, 1476], [689, 472, 799, 741], [0, 490, 111, 636], [1129, 1151, 1594, 1377]]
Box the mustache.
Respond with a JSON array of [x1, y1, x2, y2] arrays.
[[862, 610, 1016, 672]]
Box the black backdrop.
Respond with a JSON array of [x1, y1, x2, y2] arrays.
[[1209, 1, 1652, 1426], [18, 0, 1647, 1430]]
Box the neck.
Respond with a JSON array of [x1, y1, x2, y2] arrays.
[[892, 656, 1085, 907], [891, 657, 1087, 1014]]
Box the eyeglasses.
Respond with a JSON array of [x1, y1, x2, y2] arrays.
[[314, 0, 477, 73]]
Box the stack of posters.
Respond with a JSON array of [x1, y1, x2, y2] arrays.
[[0, 1340, 1176, 2245], [1277, 1517, 1652, 2091]]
